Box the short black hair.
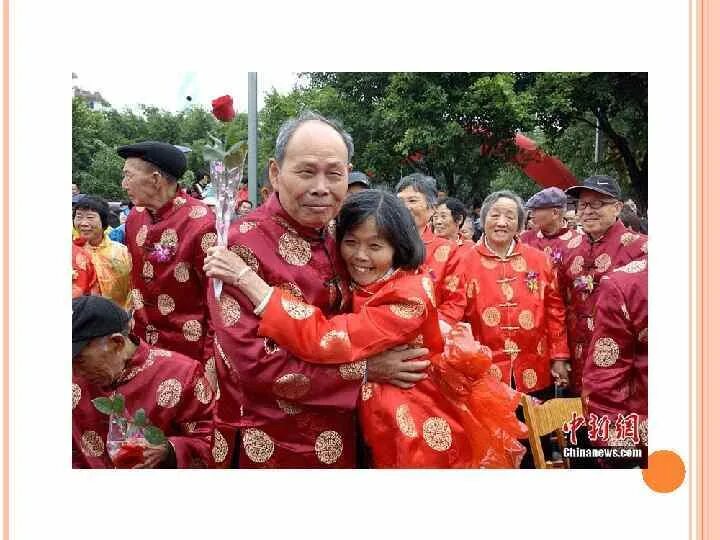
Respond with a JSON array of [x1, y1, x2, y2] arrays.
[[73, 195, 110, 230], [238, 199, 253, 207], [195, 168, 209, 182], [336, 189, 425, 270], [437, 196, 467, 227]]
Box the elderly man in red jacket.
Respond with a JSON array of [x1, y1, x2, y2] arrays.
[[560, 176, 646, 394], [206, 111, 430, 468]]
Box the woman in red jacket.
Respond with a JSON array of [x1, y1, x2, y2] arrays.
[[205, 190, 526, 468]]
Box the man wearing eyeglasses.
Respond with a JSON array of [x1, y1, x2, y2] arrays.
[[559, 176, 647, 395]]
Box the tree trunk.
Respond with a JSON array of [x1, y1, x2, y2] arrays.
[[596, 109, 648, 211], [444, 169, 456, 196]]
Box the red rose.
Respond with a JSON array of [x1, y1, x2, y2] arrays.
[[211, 95, 235, 122]]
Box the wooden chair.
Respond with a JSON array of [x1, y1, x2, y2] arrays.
[[520, 394, 584, 469]]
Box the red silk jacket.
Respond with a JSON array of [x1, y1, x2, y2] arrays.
[[421, 227, 467, 325], [463, 238, 570, 394], [125, 191, 216, 362], [72, 339, 216, 468]]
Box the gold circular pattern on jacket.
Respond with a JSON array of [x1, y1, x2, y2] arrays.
[[142, 260, 154, 280], [173, 262, 190, 283], [638, 328, 648, 343], [617, 259, 647, 273], [620, 232, 638, 246], [281, 296, 315, 320], [145, 324, 159, 345], [130, 289, 144, 310], [434, 244, 451, 263], [200, 232, 217, 254], [204, 357, 218, 392], [501, 282, 514, 301], [559, 230, 573, 241], [594, 253, 612, 273], [593, 337, 620, 367], [182, 319, 203, 341], [361, 383, 374, 401], [230, 244, 260, 272], [320, 330, 350, 351], [219, 293, 242, 327], [389, 297, 425, 319], [278, 232, 312, 266], [72, 383, 81, 409], [443, 274, 459, 294], [160, 228, 179, 247], [273, 373, 311, 399], [157, 294, 175, 316], [277, 399, 303, 415], [422, 417, 452, 451], [505, 339, 520, 360], [522, 368, 538, 389], [567, 236, 583, 249], [489, 364, 503, 381], [537, 338, 547, 356], [481, 256, 498, 269], [80, 431, 105, 457], [518, 309, 535, 330], [510, 256, 527, 272], [173, 196, 186, 207], [482, 307, 501, 327], [156, 378, 182, 408], [194, 378, 213, 404], [236, 221, 258, 234], [395, 404, 418, 438], [189, 205, 208, 219], [278, 281, 304, 300], [212, 429, 229, 463], [422, 276, 436, 307], [339, 360, 366, 381], [315, 430, 343, 464], [135, 225, 148, 247], [570, 256, 584, 275]]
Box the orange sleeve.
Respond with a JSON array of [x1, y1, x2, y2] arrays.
[[258, 286, 430, 365], [436, 247, 468, 325]]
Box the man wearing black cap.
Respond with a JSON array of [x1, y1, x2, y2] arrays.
[[347, 171, 370, 195], [559, 175, 647, 395], [72, 295, 216, 468], [118, 141, 216, 363], [519, 186, 583, 269]]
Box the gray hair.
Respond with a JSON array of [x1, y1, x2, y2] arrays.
[[479, 190, 526, 231], [274, 110, 354, 164], [394, 173, 438, 207]]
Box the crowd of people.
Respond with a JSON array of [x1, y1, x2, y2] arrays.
[[71, 110, 648, 469]]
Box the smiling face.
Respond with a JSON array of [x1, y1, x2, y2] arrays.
[[577, 190, 622, 239], [73, 208, 104, 245], [397, 187, 433, 231], [269, 121, 349, 228], [459, 217, 474, 241], [340, 217, 395, 286], [484, 197, 520, 250], [432, 203, 460, 240]]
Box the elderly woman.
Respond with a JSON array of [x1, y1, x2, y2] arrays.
[[73, 196, 131, 307], [432, 196, 475, 258], [462, 190, 571, 398]]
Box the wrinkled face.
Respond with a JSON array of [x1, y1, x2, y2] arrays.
[[432, 204, 460, 240], [73, 208, 104, 244], [564, 210, 577, 229], [270, 121, 349, 228], [531, 207, 561, 231], [398, 187, 432, 231], [484, 197, 520, 247], [460, 217, 474, 241], [340, 217, 395, 286], [577, 191, 622, 238], [73, 335, 127, 387], [121, 158, 159, 207]]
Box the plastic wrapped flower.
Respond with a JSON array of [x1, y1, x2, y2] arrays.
[[525, 271, 539, 293]]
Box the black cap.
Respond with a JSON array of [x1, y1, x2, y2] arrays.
[[565, 175, 622, 200], [72, 296, 130, 359], [117, 141, 187, 180], [348, 171, 370, 188]]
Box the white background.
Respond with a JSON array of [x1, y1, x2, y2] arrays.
[[7, 1, 692, 538]]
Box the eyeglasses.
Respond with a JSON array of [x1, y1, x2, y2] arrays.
[[577, 200, 617, 211]]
